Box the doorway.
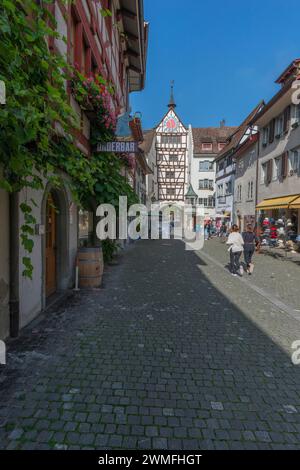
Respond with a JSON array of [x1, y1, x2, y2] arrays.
[[45, 193, 56, 298]]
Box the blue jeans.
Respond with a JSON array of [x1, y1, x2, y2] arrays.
[[230, 251, 242, 274], [244, 246, 255, 267]]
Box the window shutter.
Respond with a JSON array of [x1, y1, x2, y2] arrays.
[[283, 106, 291, 133], [269, 119, 275, 143], [281, 152, 288, 178], [267, 159, 273, 184]]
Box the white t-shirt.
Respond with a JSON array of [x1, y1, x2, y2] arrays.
[[226, 232, 244, 253]]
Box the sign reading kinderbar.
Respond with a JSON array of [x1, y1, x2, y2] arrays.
[[96, 141, 138, 153]]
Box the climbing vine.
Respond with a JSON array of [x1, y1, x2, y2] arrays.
[[0, 0, 138, 278]]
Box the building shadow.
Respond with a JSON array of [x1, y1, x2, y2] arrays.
[[0, 239, 300, 450]]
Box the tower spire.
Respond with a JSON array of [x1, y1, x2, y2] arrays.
[[168, 80, 176, 108]]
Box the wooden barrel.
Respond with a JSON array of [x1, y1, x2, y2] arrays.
[[78, 247, 103, 288]]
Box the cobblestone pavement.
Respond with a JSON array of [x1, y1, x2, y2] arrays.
[[202, 238, 300, 313], [1, 239, 300, 450]]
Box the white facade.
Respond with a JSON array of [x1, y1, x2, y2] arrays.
[[189, 126, 235, 221], [189, 128, 216, 219], [234, 139, 258, 230], [256, 87, 300, 233], [215, 156, 235, 223]]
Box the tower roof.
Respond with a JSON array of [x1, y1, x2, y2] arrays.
[[185, 183, 198, 199], [168, 80, 176, 108]]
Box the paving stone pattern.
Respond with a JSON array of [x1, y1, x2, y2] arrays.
[[1, 240, 300, 450]]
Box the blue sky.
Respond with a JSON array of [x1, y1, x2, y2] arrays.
[[130, 0, 300, 130]]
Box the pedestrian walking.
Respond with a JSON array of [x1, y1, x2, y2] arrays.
[[226, 224, 244, 277], [242, 224, 259, 274], [207, 221, 212, 240], [219, 221, 227, 241]]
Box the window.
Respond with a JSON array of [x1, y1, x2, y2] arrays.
[[262, 127, 269, 146], [275, 115, 284, 137], [167, 188, 176, 196], [225, 181, 232, 195], [92, 57, 98, 77], [202, 143, 213, 151], [289, 149, 299, 173], [199, 160, 213, 171], [274, 156, 282, 180], [226, 155, 233, 167], [198, 198, 207, 206], [218, 161, 224, 172], [169, 154, 178, 163], [217, 184, 223, 197], [268, 119, 275, 144], [166, 171, 175, 179], [82, 37, 91, 75], [247, 181, 254, 200], [218, 143, 226, 151], [261, 162, 267, 184], [293, 104, 300, 126], [199, 179, 213, 190], [236, 184, 242, 202], [208, 196, 215, 207], [161, 135, 181, 146]]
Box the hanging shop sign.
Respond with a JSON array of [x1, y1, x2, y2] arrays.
[[116, 110, 132, 137], [96, 141, 138, 153]]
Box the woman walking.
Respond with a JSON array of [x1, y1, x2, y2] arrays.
[[242, 224, 259, 274], [226, 225, 244, 277]]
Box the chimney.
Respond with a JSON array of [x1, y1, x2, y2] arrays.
[[220, 119, 226, 128]]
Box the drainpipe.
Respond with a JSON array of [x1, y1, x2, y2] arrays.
[[232, 154, 236, 226], [9, 192, 20, 338], [255, 132, 260, 229]]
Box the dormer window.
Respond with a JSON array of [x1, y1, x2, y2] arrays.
[[218, 142, 226, 151], [202, 143, 212, 151]]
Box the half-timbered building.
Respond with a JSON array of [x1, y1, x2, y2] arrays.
[[0, 0, 148, 341], [155, 86, 189, 205]]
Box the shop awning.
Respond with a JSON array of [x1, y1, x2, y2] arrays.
[[289, 196, 300, 208], [256, 195, 300, 210]]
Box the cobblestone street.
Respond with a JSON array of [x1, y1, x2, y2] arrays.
[[1, 239, 300, 450]]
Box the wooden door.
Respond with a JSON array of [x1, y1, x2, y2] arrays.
[[45, 194, 56, 297]]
